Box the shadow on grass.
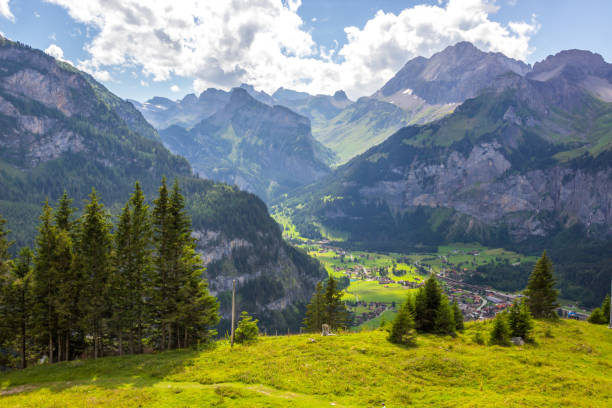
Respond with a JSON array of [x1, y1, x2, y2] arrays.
[[0, 346, 208, 397]]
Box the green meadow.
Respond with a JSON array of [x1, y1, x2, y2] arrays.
[[1, 320, 610, 407]]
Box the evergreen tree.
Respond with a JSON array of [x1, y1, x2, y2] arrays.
[[55, 191, 76, 232], [76, 189, 112, 359], [0, 214, 12, 275], [322, 276, 349, 330], [587, 294, 610, 325], [389, 300, 416, 346], [434, 296, 456, 335], [152, 179, 218, 349], [508, 300, 533, 341], [524, 251, 559, 318], [235, 311, 259, 344], [175, 244, 219, 346], [414, 276, 442, 333], [32, 201, 60, 363], [110, 182, 155, 354], [9, 248, 34, 368], [451, 301, 464, 331], [53, 192, 78, 362], [601, 294, 610, 324], [587, 308, 606, 324], [303, 281, 324, 332], [489, 312, 511, 346], [152, 177, 172, 349]]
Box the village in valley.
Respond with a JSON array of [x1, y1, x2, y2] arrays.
[[298, 241, 590, 328]]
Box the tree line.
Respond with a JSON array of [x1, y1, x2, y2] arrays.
[[0, 179, 219, 369]]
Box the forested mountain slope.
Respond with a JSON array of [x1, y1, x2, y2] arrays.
[[0, 36, 324, 332]]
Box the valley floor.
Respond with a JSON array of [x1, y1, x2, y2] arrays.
[[1, 320, 610, 407]]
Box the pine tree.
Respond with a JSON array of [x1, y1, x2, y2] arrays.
[[175, 244, 219, 346], [55, 191, 75, 232], [53, 192, 78, 362], [389, 300, 416, 346], [152, 179, 218, 349], [76, 189, 112, 359], [235, 311, 259, 344], [110, 202, 132, 355], [588, 308, 606, 324], [434, 296, 456, 335], [128, 182, 154, 352], [322, 276, 349, 330], [588, 294, 610, 325], [524, 251, 559, 318], [601, 294, 610, 324], [415, 276, 442, 333], [508, 300, 533, 341], [32, 201, 60, 363], [489, 312, 511, 346], [451, 301, 464, 331], [152, 177, 172, 349], [10, 248, 34, 368], [0, 214, 11, 275], [303, 281, 324, 332]]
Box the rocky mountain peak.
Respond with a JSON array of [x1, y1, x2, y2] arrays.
[[333, 90, 348, 101], [226, 87, 257, 110], [377, 41, 530, 105]]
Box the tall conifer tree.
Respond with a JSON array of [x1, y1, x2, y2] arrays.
[[32, 201, 60, 363], [303, 281, 325, 332], [524, 251, 558, 318], [76, 189, 112, 358]]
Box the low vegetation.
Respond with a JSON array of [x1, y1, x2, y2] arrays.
[[0, 320, 610, 407]]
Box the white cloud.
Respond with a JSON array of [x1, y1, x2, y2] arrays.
[[0, 0, 14, 22], [170, 84, 180, 92], [44, 0, 538, 98], [44, 44, 65, 60], [140, 80, 149, 87]]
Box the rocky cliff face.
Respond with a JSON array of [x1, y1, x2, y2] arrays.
[[160, 88, 333, 202], [283, 47, 612, 245]]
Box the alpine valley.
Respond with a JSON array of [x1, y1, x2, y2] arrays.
[[278, 45, 612, 307], [126, 41, 612, 308]]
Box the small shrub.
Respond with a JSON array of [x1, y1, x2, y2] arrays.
[[472, 332, 485, 345], [489, 312, 511, 346], [234, 311, 259, 344]]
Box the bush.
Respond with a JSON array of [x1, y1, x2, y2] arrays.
[[234, 311, 259, 344], [473, 332, 485, 345], [489, 312, 511, 346], [588, 308, 606, 324], [388, 303, 416, 346]]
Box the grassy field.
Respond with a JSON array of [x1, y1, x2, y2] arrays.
[[1, 320, 610, 407], [342, 280, 413, 304]]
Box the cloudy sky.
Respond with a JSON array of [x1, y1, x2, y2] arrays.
[[1, 0, 610, 101]]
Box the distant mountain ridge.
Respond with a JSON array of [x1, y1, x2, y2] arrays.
[[159, 88, 334, 202]]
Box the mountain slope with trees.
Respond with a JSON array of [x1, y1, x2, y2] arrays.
[[0, 36, 324, 333]]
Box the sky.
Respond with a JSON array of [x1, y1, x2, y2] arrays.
[[0, 0, 610, 102]]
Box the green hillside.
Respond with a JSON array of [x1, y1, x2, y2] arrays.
[[0, 320, 610, 407]]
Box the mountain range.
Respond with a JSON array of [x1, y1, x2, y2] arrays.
[[0, 36, 324, 332], [278, 46, 612, 306]]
